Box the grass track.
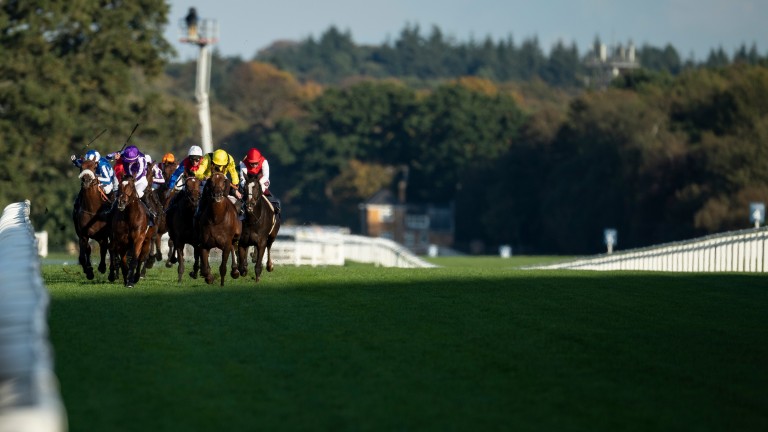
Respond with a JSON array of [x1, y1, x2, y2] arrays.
[[44, 257, 768, 431]]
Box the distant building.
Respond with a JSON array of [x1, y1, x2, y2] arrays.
[[358, 189, 454, 255], [584, 40, 640, 88]]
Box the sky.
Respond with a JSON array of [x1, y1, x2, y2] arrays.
[[164, 0, 767, 62]]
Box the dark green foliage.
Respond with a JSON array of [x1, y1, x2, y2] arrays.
[[485, 64, 768, 253], [0, 1, 188, 248]]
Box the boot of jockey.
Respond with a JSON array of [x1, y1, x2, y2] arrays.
[[140, 195, 157, 226], [265, 190, 281, 215]]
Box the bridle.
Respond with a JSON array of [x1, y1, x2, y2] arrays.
[[209, 171, 228, 202], [79, 168, 109, 202], [117, 178, 138, 211], [182, 177, 200, 205]]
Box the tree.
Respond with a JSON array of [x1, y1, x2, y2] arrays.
[[408, 82, 525, 204], [0, 0, 177, 248], [220, 61, 304, 128]]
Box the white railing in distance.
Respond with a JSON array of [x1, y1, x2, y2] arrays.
[[159, 227, 436, 268], [0, 201, 67, 431], [270, 226, 437, 268], [525, 227, 768, 272]]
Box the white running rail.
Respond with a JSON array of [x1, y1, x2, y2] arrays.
[[271, 227, 437, 268], [0, 201, 67, 432], [525, 227, 768, 272]]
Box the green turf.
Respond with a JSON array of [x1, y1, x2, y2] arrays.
[[43, 258, 768, 431]]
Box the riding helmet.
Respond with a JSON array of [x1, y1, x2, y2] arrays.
[[246, 148, 263, 163], [85, 150, 101, 161], [188, 145, 203, 157], [212, 149, 229, 166], [122, 145, 140, 162], [162, 153, 176, 163]]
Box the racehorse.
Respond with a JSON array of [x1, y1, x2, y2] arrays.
[[237, 176, 280, 282], [165, 175, 202, 282], [109, 176, 155, 287], [197, 171, 241, 285], [72, 159, 112, 280]]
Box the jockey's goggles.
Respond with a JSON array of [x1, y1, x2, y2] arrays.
[[190, 156, 202, 163]]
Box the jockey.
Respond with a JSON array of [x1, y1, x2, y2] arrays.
[[70, 149, 118, 196], [145, 154, 165, 190], [160, 152, 176, 171], [238, 147, 280, 214], [167, 145, 204, 193], [70, 149, 118, 212], [107, 145, 149, 198], [113, 159, 125, 181], [106, 145, 156, 222], [195, 149, 242, 201], [192, 149, 242, 222]]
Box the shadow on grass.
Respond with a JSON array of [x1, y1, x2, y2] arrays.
[[45, 266, 768, 431]]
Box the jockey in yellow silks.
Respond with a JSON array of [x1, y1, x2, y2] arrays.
[[195, 149, 242, 201]]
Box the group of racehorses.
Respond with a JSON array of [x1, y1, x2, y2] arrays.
[[72, 158, 280, 287]]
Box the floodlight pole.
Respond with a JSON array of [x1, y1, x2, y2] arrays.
[[180, 12, 218, 154]]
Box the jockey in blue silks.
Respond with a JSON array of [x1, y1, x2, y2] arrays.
[[70, 149, 118, 196]]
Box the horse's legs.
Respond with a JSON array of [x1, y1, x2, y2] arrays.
[[108, 244, 118, 282], [120, 252, 130, 286], [154, 232, 163, 261], [136, 232, 152, 283], [190, 246, 200, 279], [266, 235, 276, 272], [201, 248, 213, 284], [266, 246, 274, 273], [219, 245, 230, 286], [79, 236, 94, 280], [167, 237, 175, 262], [97, 238, 109, 274], [237, 245, 249, 277], [229, 243, 240, 280], [254, 242, 267, 283], [145, 233, 156, 269], [176, 243, 185, 282], [166, 236, 177, 267]]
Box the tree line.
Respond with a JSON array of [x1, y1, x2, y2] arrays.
[[213, 65, 768, 254], [256, 24, 767, 86], [1, 2, 767, 254]]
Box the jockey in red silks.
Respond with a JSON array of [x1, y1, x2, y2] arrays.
[[113, 162, 125, 182], [238, 148, 280, 214]]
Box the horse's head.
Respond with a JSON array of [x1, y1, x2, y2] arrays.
[[244, 177, 263, 213], [145, 162, 155, 184], [208, 171, 229, 203], [184, 176, 201, 205], [117, 176, 138, 211], [163, 162, 178, 183], [78, 159, 100, 189]]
